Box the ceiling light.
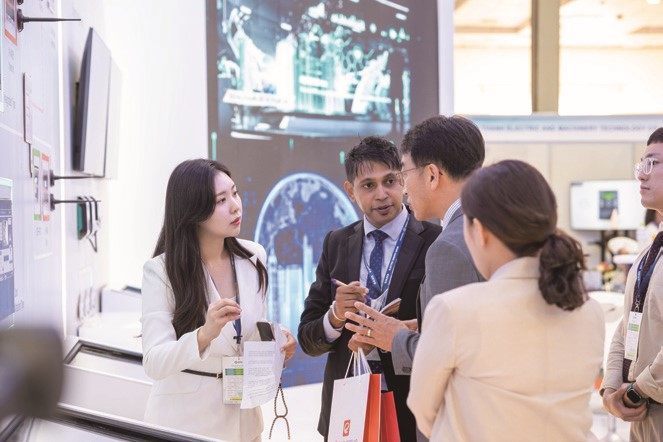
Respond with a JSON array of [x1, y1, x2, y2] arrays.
[[646, 0, 660, 5]]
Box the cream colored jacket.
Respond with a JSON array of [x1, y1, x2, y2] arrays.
[[408, 257, 604, 441], [141, 239, 266, 442]]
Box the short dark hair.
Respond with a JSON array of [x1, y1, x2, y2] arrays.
[[400, 115, 485, 180], [647, 127, 663, 146], [344, 136, 401, 182], [462, 160, 587, 311]]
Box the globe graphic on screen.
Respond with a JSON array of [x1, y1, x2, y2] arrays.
[[254, 172, 358, 335]]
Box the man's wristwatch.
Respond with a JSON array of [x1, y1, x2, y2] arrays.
[[626, 382, 648, 406]]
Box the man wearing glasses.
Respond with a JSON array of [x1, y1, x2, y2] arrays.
[[298, 136, 441, 441], [344, 115, 485, 441], [602, 127, 663, 441]]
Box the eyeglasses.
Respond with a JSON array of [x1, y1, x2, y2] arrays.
[[396, 166, 424, 186], [634, 158, 659, 179], [396, 165, 443, 186]]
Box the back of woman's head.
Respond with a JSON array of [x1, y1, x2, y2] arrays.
[[462, 160, 586, 311]]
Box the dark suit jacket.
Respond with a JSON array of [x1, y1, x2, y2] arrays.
[[297, 213, 442, 441]]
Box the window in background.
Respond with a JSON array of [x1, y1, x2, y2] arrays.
[[454, 0, 663, 116], [559, 0, 663, 115], [454, 0, 532, 115]]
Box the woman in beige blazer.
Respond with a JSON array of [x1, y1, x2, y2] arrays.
[[141, 159, 296, 442], [408, 160, 604, 441]]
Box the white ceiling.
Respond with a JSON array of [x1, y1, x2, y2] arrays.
[[454, 0, 663, 48]]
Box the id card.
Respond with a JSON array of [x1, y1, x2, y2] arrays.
[[223, 356, 244, 404], [624, 311, 643, 361]]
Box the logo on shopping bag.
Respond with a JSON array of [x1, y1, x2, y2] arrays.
[[343, 419, 351, 437]]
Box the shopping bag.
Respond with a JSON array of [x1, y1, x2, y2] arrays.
[[328, 349, 378, 442], [380, 391, 401, 442], [364, 371, 381, 442]]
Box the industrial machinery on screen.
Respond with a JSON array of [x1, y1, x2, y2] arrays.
[[215, 0, 414, 138]]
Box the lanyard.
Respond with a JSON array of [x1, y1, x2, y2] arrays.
[[633, 250, 660, 312], [228, 254, 242, 345], [363, 213, 410, 295]]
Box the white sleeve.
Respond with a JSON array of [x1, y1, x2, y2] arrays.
[[141, 259, 208, 380]]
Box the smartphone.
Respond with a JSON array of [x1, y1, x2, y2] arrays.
[[256, 321, 275, 341]]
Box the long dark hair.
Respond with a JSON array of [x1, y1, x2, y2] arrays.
[[153, 159, 268, 338], [462, 160, 587, 311]]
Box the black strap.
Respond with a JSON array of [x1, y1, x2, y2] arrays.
[[182, 368, 222, 379]]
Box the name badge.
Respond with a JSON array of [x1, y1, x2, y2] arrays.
[[624, 311, 643, 361], [223, 356, 244, 405]]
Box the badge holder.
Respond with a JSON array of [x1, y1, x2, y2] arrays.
[[222, 355, 244, 405]]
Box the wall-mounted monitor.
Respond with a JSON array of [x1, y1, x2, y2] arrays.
[[570, 180, 646, 231], [73, 28, 119, 177]]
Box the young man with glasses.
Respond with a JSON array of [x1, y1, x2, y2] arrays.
[[602, 127, 663, 441], [344, 115, 485, 441], [298, 136, 441, 441]]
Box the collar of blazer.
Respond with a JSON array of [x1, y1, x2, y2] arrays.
[[445, 205, 464, 229], [491, 256, 539, 281]]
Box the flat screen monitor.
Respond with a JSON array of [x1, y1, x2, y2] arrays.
[[73, 28, 112, 177], [570, 180, 646, 231]]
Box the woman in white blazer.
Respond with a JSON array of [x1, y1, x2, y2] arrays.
[[141, 159, 296, 442], [408, 160, 604, 441]]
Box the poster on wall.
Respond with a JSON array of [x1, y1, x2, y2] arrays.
[[23, 74, 33, 144], [40, 152, 50, 223], [31, 147, 52, 259], [32, 148, 41, 221], [0, 178, 15, 325], [206, 0, 439, 386], [3, 0, 17, 46]]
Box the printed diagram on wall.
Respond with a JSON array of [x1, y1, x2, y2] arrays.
[[40, 152, 50, 222], [31, 147, 52, 259], [3, 0, 17, 46], [0, 178, 15, 325], [32, 148, 41, 221], [23, 74, 33, 144]]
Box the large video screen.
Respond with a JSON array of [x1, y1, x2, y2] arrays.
[[207, 0, 439, 386]]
